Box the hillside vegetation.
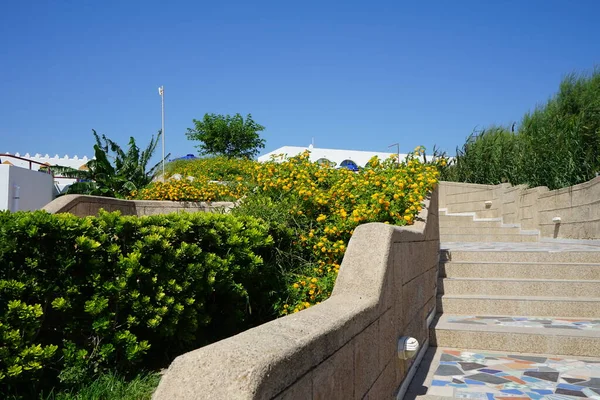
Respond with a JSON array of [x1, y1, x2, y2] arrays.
[[444, 69, 600, 190]]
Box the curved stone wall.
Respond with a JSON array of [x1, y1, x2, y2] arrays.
[[152, 191, 439, 399]]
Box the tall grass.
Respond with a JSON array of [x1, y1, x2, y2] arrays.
[[445, 68, 600, 190], [0, 372, 160, 400], [447, 126, 520, 185], [45, 372, 160, 400]]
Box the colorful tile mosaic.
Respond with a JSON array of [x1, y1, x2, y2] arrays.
[[447, 316, 600, 331], [428, 350, 600, 399]]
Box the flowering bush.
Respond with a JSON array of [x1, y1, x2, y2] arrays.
[[133, 157, 254, 201], [136, 148, 444, 315]]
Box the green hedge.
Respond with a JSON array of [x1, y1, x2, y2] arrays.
[[0, 210, 280, 396]]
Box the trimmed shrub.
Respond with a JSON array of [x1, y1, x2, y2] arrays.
[[0, 210, 279, 396]]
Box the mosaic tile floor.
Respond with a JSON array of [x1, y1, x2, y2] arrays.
[[428, 349, 600, 399], [448, 316, 600, 331]]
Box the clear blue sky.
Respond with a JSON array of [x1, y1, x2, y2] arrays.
[[1, 0, 599, 160]]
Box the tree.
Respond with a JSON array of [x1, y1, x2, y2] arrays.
[[47, 130, 169, 198], [186, 113, 266, 158]]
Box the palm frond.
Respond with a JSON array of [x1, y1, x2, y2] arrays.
[[47, 165, 90, 180]]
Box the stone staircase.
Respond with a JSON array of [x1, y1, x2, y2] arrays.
[[434, 242, 600, 357], [440, 209, 540, 243], [406, 208, 600, 400]]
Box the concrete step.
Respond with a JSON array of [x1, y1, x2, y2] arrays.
[[440, 203, 500, 216], [439, 216, 503, 228], [440, 233, 539, 243], [440, 261, 600, 280], [431, 314, 600, 357], [439, 277, 600, 297], [439, 221, 504, 229], [437, 294, 600, 318], [440, 226, 522, 235], [441, 249, 600, 263]]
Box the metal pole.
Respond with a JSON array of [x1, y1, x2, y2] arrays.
[[160, 86, 165, 181], [12, 185, 20, 212]]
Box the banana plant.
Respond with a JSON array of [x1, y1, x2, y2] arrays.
[[47, 130, 170, 198]]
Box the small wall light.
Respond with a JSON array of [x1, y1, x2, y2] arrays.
[[397, 336, 419, 360], [552, 217, 562, 223], [484, 200, 492, 208]]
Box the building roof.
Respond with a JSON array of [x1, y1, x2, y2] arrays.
[[0, 153, 90, 170], [257, 145, 420, 167]]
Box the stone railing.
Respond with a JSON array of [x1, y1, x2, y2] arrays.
[[439, 176, 600, 239], [152, 190, 439, 399], [42, 194, 236, 217]]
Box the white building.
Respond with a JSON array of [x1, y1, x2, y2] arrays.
[[0, 152, 93, 211], [0, 152, 91, 194], [258, 145, 426, 170], [0, 164, 54, 212]]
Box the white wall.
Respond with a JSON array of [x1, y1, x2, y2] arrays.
[[0, 166, 9, 210], [0, 165, 54, 212], [1, 153, 92, 195]]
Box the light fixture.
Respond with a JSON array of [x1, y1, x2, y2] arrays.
[[397, 337, 419, 360]]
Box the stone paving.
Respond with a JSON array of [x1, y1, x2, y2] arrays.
[[427, 349, 600, 400], [447, 316, 600, 331], [441, 242, 600, 252]]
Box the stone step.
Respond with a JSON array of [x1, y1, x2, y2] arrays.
[[439, 277, 600, 297], [449, 211, 500, 220], [440, 226, 522, 235], [439, 215, 503, 227], [440, 233, 539, 243], [437, 294, 600, 318], [440, 261, 600, 280], [441, 249, 600, 263], [441, 203, 500, 216], [431, 314, 600, 357]]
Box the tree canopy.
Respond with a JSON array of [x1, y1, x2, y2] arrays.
[[185, 113, 266, 159]]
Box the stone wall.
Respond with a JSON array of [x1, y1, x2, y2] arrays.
[[439, 176, 600, 239], [152, 191, 440, 400], [42, 194, 236, 216]]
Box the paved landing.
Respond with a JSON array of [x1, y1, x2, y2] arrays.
[[407, 348, 600, 400], [441, 242, 600, 252], [447, 316, 600, 332]]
